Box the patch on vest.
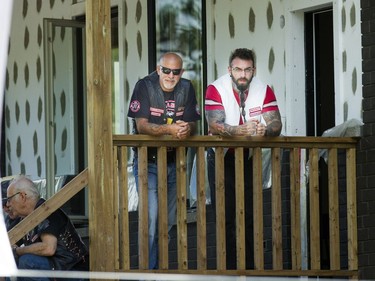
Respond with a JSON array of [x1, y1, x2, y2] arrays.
[[249, 106, 261, 117], [129, 100, 141, 112]]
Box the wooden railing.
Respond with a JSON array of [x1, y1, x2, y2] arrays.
[[112, 135, 359, 278], [7, 135, 359, 278]]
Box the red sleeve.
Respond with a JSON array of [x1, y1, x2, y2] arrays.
[[262, 85, 279, 113], [204, 85, 224, 111]]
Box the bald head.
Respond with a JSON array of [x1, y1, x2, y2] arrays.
[[159, 52, 183, 67], [156, 52, 185, 92]]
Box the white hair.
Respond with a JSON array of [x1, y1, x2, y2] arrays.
[[10, 175, 40, 201]]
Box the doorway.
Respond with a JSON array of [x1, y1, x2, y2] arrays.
[[43, 19, 87, 217], [305, 9, 335, 137], [304, 8, 335, 270]]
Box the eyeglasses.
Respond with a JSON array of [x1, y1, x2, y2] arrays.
[[160, 66, 182, 76], [231, 67, 255, 74], [3, 192, 21, 204]]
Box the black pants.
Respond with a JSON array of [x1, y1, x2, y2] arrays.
[[207, 148, 254, 269]]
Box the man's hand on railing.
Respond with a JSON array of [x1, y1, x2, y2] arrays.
[[243, 120, 267, 136], [254, 122, 266, 136], [210, 120, 264, 137], [175, 120, 191, 139]]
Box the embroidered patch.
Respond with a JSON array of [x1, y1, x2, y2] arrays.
[[249, 106, 261, 117], [129, 100, 141, 112], [150, 107, 163, 117], [31, 234, 39, 243]]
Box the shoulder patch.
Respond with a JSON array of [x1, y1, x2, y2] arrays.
[[129, 100, 141, 113]]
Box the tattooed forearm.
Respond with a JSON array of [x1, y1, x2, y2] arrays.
[[206, 109, 283, 137], [265, 121, 282, 136], [222, 124, 237, 136], [206, 110, 224, 135], [136, 118, 170, 136], [148, 123, 170, 135], [263, 110, 282, 136], [206, 110, 243, 136]]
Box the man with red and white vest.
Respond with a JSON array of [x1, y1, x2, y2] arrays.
[[204, 48, 282, 269]]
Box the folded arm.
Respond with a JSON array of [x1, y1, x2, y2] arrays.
[[135, 118, 196, 139], [206, 109, 252, 136]]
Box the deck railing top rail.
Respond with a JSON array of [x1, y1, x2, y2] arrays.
[[113, 135, 359, 149]]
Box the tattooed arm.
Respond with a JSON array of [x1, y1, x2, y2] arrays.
[[205, 109, 251, 136], [262, 110, 282, 136], [135, 118, 195, 139]]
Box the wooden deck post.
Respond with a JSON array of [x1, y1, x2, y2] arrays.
[[86, 0, 115, 272]]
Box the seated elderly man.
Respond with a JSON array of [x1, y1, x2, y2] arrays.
[[6, 175, 89, 280]]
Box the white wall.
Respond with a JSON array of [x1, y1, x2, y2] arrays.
[[206, 0, 288, 133], [206, 0, 362, 136], [5, 0, 72, 178]]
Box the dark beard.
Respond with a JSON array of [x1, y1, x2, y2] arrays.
[[231, 76, 250, 92], [237, 83, 248, 92]]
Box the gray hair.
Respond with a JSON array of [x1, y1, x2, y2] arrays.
[[10, 175, 40, 201]]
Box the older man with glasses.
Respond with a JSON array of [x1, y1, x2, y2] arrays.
[[127, 52, 200, 269], [6, 175, 89, 280]]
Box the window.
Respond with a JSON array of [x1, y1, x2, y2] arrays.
[[152, 0, 206, 134], [153, 0, 207, 208]]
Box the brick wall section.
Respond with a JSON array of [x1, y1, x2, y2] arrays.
[[127, 149, 353, 270], [126, 143, 358, 271], [359, 0, 375, 279], [128, 207, 219, 269]]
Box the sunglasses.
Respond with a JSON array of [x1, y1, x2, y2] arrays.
[[160, 66, 182, 76]]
